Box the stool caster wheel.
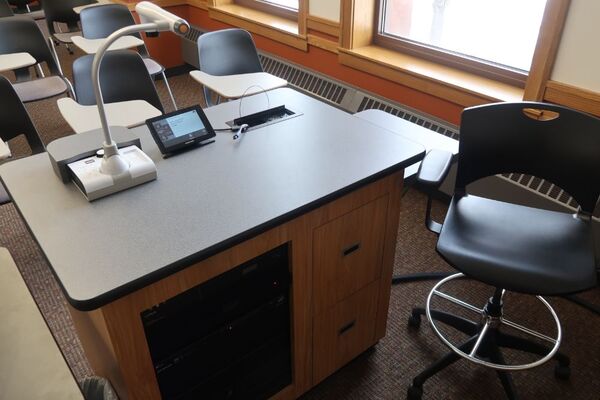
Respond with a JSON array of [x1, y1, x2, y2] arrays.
[[407, 385, 423, 400], [408, 312, 421, 328], [555, 364, 571, 380]]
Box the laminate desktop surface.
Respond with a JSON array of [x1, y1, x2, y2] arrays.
[[0, 88, 424, 311]]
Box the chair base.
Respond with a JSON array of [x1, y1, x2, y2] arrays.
[[407, 307, 570, 399], [406, 276, 571, 399]]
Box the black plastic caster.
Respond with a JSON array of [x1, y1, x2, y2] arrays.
[[408, 313, 421, 328], [407, 385, 423, 400], [554, 364, 571, 380]]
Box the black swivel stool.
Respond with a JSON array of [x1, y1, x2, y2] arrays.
[[0, 75, 45, 204], [406, 102, 599, 400], [197, 28, 263, 106]]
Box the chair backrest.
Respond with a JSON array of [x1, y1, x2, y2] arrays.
[[0, 76, 45, 154], [42, 0, 90, 33], [456, 102, 600, 213], [197, 28, 263, 76], [0, 0, 13, 17], [80, 4, 148, 56], [72, 50, 164, 113], [0, 16, 61, 75]]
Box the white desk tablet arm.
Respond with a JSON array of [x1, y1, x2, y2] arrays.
[[91, 1, 190, 176]]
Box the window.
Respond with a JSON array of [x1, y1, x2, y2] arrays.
[[376, 0, 548, 86], [236, 0, 299, 19]]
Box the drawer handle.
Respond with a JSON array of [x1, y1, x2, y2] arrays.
[[338, 320, 356, 336], [342, 243, 361, 257]]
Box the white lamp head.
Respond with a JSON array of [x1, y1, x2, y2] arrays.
[[135, 1, 190, 36]]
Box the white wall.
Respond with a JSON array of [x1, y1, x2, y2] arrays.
[[551, 0, 600, 92], [309, 0, 340, 22]]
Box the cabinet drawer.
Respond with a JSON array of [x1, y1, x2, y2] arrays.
[[312, 281, 380, 384], [313, 195, 388, 312]]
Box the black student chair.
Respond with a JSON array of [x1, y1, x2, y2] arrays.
[[0, 0, 13, 17], [0, 16, 74, 102], [42, 0, 91, 57], [197, 28, 263, 106], [71, 50, 164, 113], [79, 3, 177, 110], [0, 76, 45, 204], [406, 102, 599, 400]]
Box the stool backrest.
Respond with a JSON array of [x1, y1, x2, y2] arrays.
[[457, 102, 600, 213]]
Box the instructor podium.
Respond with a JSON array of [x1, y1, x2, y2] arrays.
[[0, 88, 424, 399]]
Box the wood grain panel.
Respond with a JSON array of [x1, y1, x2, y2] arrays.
[[307, 34, 339, 53], [523, 0, 571, 101], [544, 80, 600, 116], [374, 170, 403, 338], [312, 280, 380, 384], [298, 0, 307, 37], [313, 195, 388, 314], [68, 306, 127, 398], [339, 47, 524, 106], [307, 15, 340, 38], [187, 0, 208, 10], [208, 4, 307, 50], [72, 171, 404, 400]]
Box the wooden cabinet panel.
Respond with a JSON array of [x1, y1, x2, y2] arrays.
[[312, 280, 380, 384], [313, 195, 388, 314]]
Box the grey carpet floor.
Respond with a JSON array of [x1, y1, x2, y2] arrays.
[[1, 21, 599, 399]]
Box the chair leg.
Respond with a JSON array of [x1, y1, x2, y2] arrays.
[[48, 37, 64, 76], [497, 332, 570, 369], [35, 64, 45, 78], [563, 294, 600, 316], [55, 23, 74, 55], [161, 71, 177, 111], [488, 344, 519, 400], [407, 335, 479, 400], [410, 307, 480, 336], [202, 86, 212, 107], [64, 78, 77, 101]]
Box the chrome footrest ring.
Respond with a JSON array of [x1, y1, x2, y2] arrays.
[[425, 273, 562, 371]]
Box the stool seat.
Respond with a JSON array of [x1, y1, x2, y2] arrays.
[[438, 195, 597, 296]]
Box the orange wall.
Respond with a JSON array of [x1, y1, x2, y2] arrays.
[[150, 5, 463, 124]]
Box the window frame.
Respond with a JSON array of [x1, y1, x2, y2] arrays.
[[373, 0, 549, 87], [235, 0, 298, 20]]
